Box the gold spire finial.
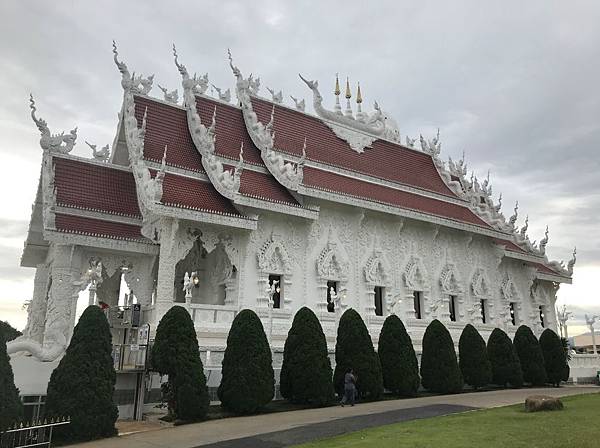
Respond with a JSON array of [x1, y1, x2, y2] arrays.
[[334, 73, 340, 96], [356, 82, 362, 104], [345, 77, 351, 99]]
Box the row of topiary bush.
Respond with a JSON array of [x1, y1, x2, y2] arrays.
[[0, 304, 571, 442]]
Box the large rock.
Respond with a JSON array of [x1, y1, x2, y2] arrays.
[[525, 395, 564, 412]]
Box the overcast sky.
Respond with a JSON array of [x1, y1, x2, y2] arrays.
[[0, 1, 598, 335]]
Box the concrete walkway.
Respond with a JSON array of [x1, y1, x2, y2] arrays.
[[75, 386, 599, 448]]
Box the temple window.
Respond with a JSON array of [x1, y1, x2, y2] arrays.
[[539, 305, 545, 328], [374, 286, 384, 316], [509, 302, 516, 325], [413, 291, 423, 319], [326, 280, 337, 312], [269, 274, 282, 309], [480, 299, 487, 324], [449, 295, 457, 322]]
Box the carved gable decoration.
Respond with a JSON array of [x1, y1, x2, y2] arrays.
[[404, 256, 429, 291], [471, 268, 491, 298], [257, 233, 292, 275], [440, 263, 462, 294], [316, 240, 349, 281], [501, 275, 519, 301], [364, 249, 390, 285]]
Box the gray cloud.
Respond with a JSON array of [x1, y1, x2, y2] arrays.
[[0, 1, 598, 321]]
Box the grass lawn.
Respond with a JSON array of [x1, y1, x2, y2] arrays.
[[294, 393, 600, 448]]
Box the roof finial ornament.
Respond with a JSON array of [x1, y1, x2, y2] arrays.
[[211, 84, 231, 103], [539, 225, 549, 255], [266, 87, 283, 104], [405, 136, 416, 148], [299, 136, 307, 166], [334, 73, 342, 115], [344, 77, 353, 118], [290, 95, 305, 111], [29, 94, 77, 154], [112, 40, 153, 95], [236, 141, 244, 170], [520, 215, 529, 237], [567, 247, 577, 275], [158, 84, 179, 104], [85, 141, 110, 162], [356, 82, 365, 122], [508, 201, 519, 229]]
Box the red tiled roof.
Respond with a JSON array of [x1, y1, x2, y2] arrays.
[[160, 173, 243, 216], [239, 169, 301, 205], [303, 167, 490, 227], [196, 96, 263, 165], [55, 213, 146, 241], [134, 96, 204, 172], [251, 97, 458, 197], [54, 157, 141, 217], [532, 262, 563, 276], [494, 238, 527, 253]]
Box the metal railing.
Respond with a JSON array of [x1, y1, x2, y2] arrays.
[[0, 418, 69, 448]]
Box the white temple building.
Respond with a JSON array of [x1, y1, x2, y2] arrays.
[[8, 43, 577, 415]]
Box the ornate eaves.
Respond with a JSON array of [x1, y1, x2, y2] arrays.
[[173, 46, 243, 200], [229, 51, 304, 191]]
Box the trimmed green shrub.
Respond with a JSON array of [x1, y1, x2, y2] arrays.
[[45, 306, 117, 443], [513, 325, 547, 386], [333, 309, 383, 400], [218, 309, 274, 414], [0, 321, 21, 342], [151, 305, 209, 421], [487, 328, 523, 388], [420, 319, 463, 393], [280, 307, 334, 405], [378, 315, 420, 396], [459, 324, 492, 389], [0, 332, 22, 430], [540, 328, 570, 386]]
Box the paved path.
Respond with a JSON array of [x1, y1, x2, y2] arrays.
[[75, 386, 599, 448]]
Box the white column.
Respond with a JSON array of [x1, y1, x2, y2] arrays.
[[153, 218, 179, 328], [21, 263, 50, 344]]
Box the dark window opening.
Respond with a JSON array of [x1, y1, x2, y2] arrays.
[[480, 299, 486, 324], [509, 302, 516, 325], [374, 286, 384, 316], [480, 196, 486, 204], [413, 291, 422, 319], [449, 295, 457, 322], [326, 281, 337, 313], [268, 275, 282, 309], [539, 306, 545, 328]]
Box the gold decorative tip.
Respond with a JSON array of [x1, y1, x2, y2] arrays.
[[334, 73, 341, 96], [345, 77, 351, 99], [356, 82, 363, 104]]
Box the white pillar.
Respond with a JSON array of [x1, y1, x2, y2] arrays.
[[154, 218, 179, 328], [21, 263, 50, 344]]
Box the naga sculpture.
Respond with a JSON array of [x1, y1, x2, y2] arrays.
[[85, 141, 110, 162], [30, 95, 77, 154]]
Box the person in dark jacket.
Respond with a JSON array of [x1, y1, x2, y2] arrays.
[[341, 368, 357, 406]]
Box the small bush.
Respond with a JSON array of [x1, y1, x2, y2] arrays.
[[458, 324, 492, 389], [45, 306, 117, 443], [420, 319, 463, 393], [218, 309, 274, 414], [280, 307, 334, 405], [0, 332, 22, 430], [333, 309, 383, 400], [540, 328, 570, 386], [513, 325, 547, 386], [151, 305, 209, 421], [378, 315, 420, 396], [0, 321, 21, 342], [487, 328, 523, 388]]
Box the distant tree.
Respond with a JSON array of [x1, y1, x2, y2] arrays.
[[378, 315, 420, 396], [333, 309, 383, 400], [280, 307, 334, 405], [151, 305, 209, 421], [218, 309, 274, 414], [45, 306, 117, 443], [0, 331, 22, 430], [0, 321, 21, 342], [420, 319, 463, 394], [540, 329, 570, 387], [513, 325, 547, 386], [458, 324, 492, 390], [487, 328, 523, 388]]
